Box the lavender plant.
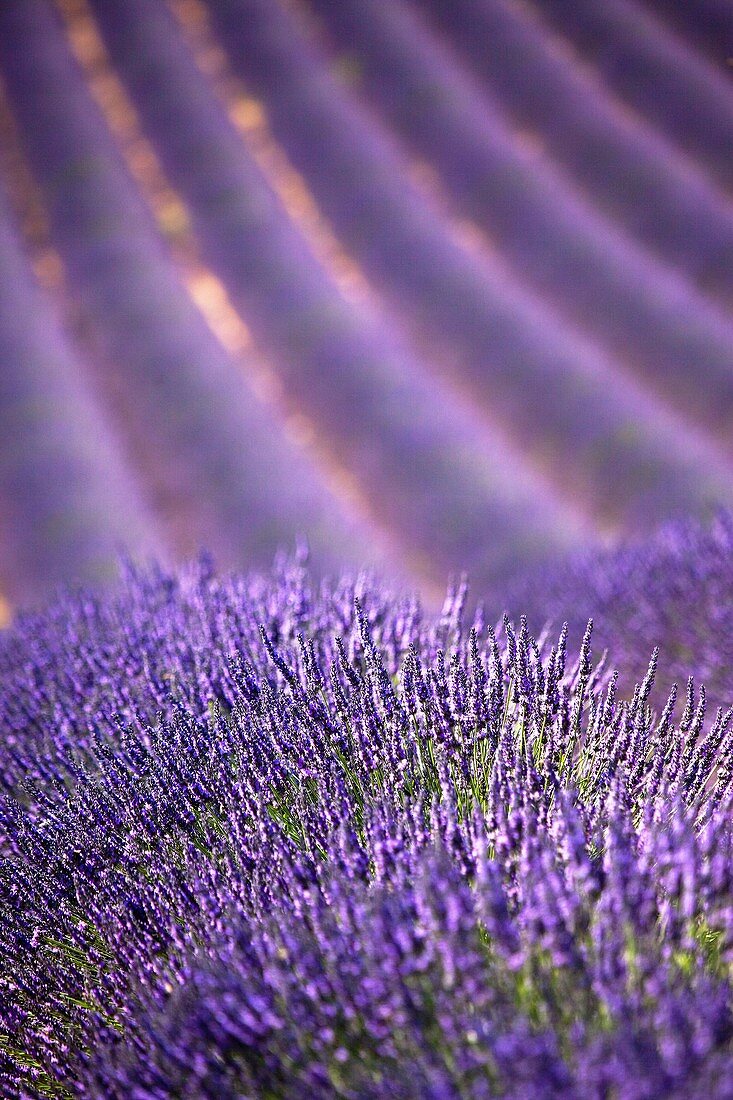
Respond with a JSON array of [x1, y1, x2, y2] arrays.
[[3, 531, 733, 1097]]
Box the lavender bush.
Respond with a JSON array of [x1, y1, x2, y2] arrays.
[[3, 524, 733, 1097]]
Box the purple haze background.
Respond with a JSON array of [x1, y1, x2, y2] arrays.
[[0, 0, 731, 613]]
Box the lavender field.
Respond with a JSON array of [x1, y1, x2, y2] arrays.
[[1, 0, 733, 1096], [1, 0, 733, 607]]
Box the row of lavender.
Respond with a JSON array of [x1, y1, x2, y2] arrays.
[[525, 0, 733, 195], [0, 0, 579, 606], [0, 0, 379, 594], [74, 0, 575, 593], [3, 522, 733, 1094], [417, 0, 733, 292], [305, 0, 733, 436], [196, 0, 733, 527], [0, 0, 732, 606], [0, 184, 158, 605]]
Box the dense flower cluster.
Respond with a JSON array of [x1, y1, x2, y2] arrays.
[[2, 542, 733, 1096]]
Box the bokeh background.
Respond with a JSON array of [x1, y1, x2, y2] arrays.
[[0, 0, 731, 616]]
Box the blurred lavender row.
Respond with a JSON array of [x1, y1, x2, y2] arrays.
[[310, 0, 733, 438], [0, 0, 731, 607], [0, 181, 159, 604], [204, 0, 733, 531], [528, 0, 733, 194], [415, 0, 733, 301], [0, 0, 384, 592], [83, 0, 583, 596]]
